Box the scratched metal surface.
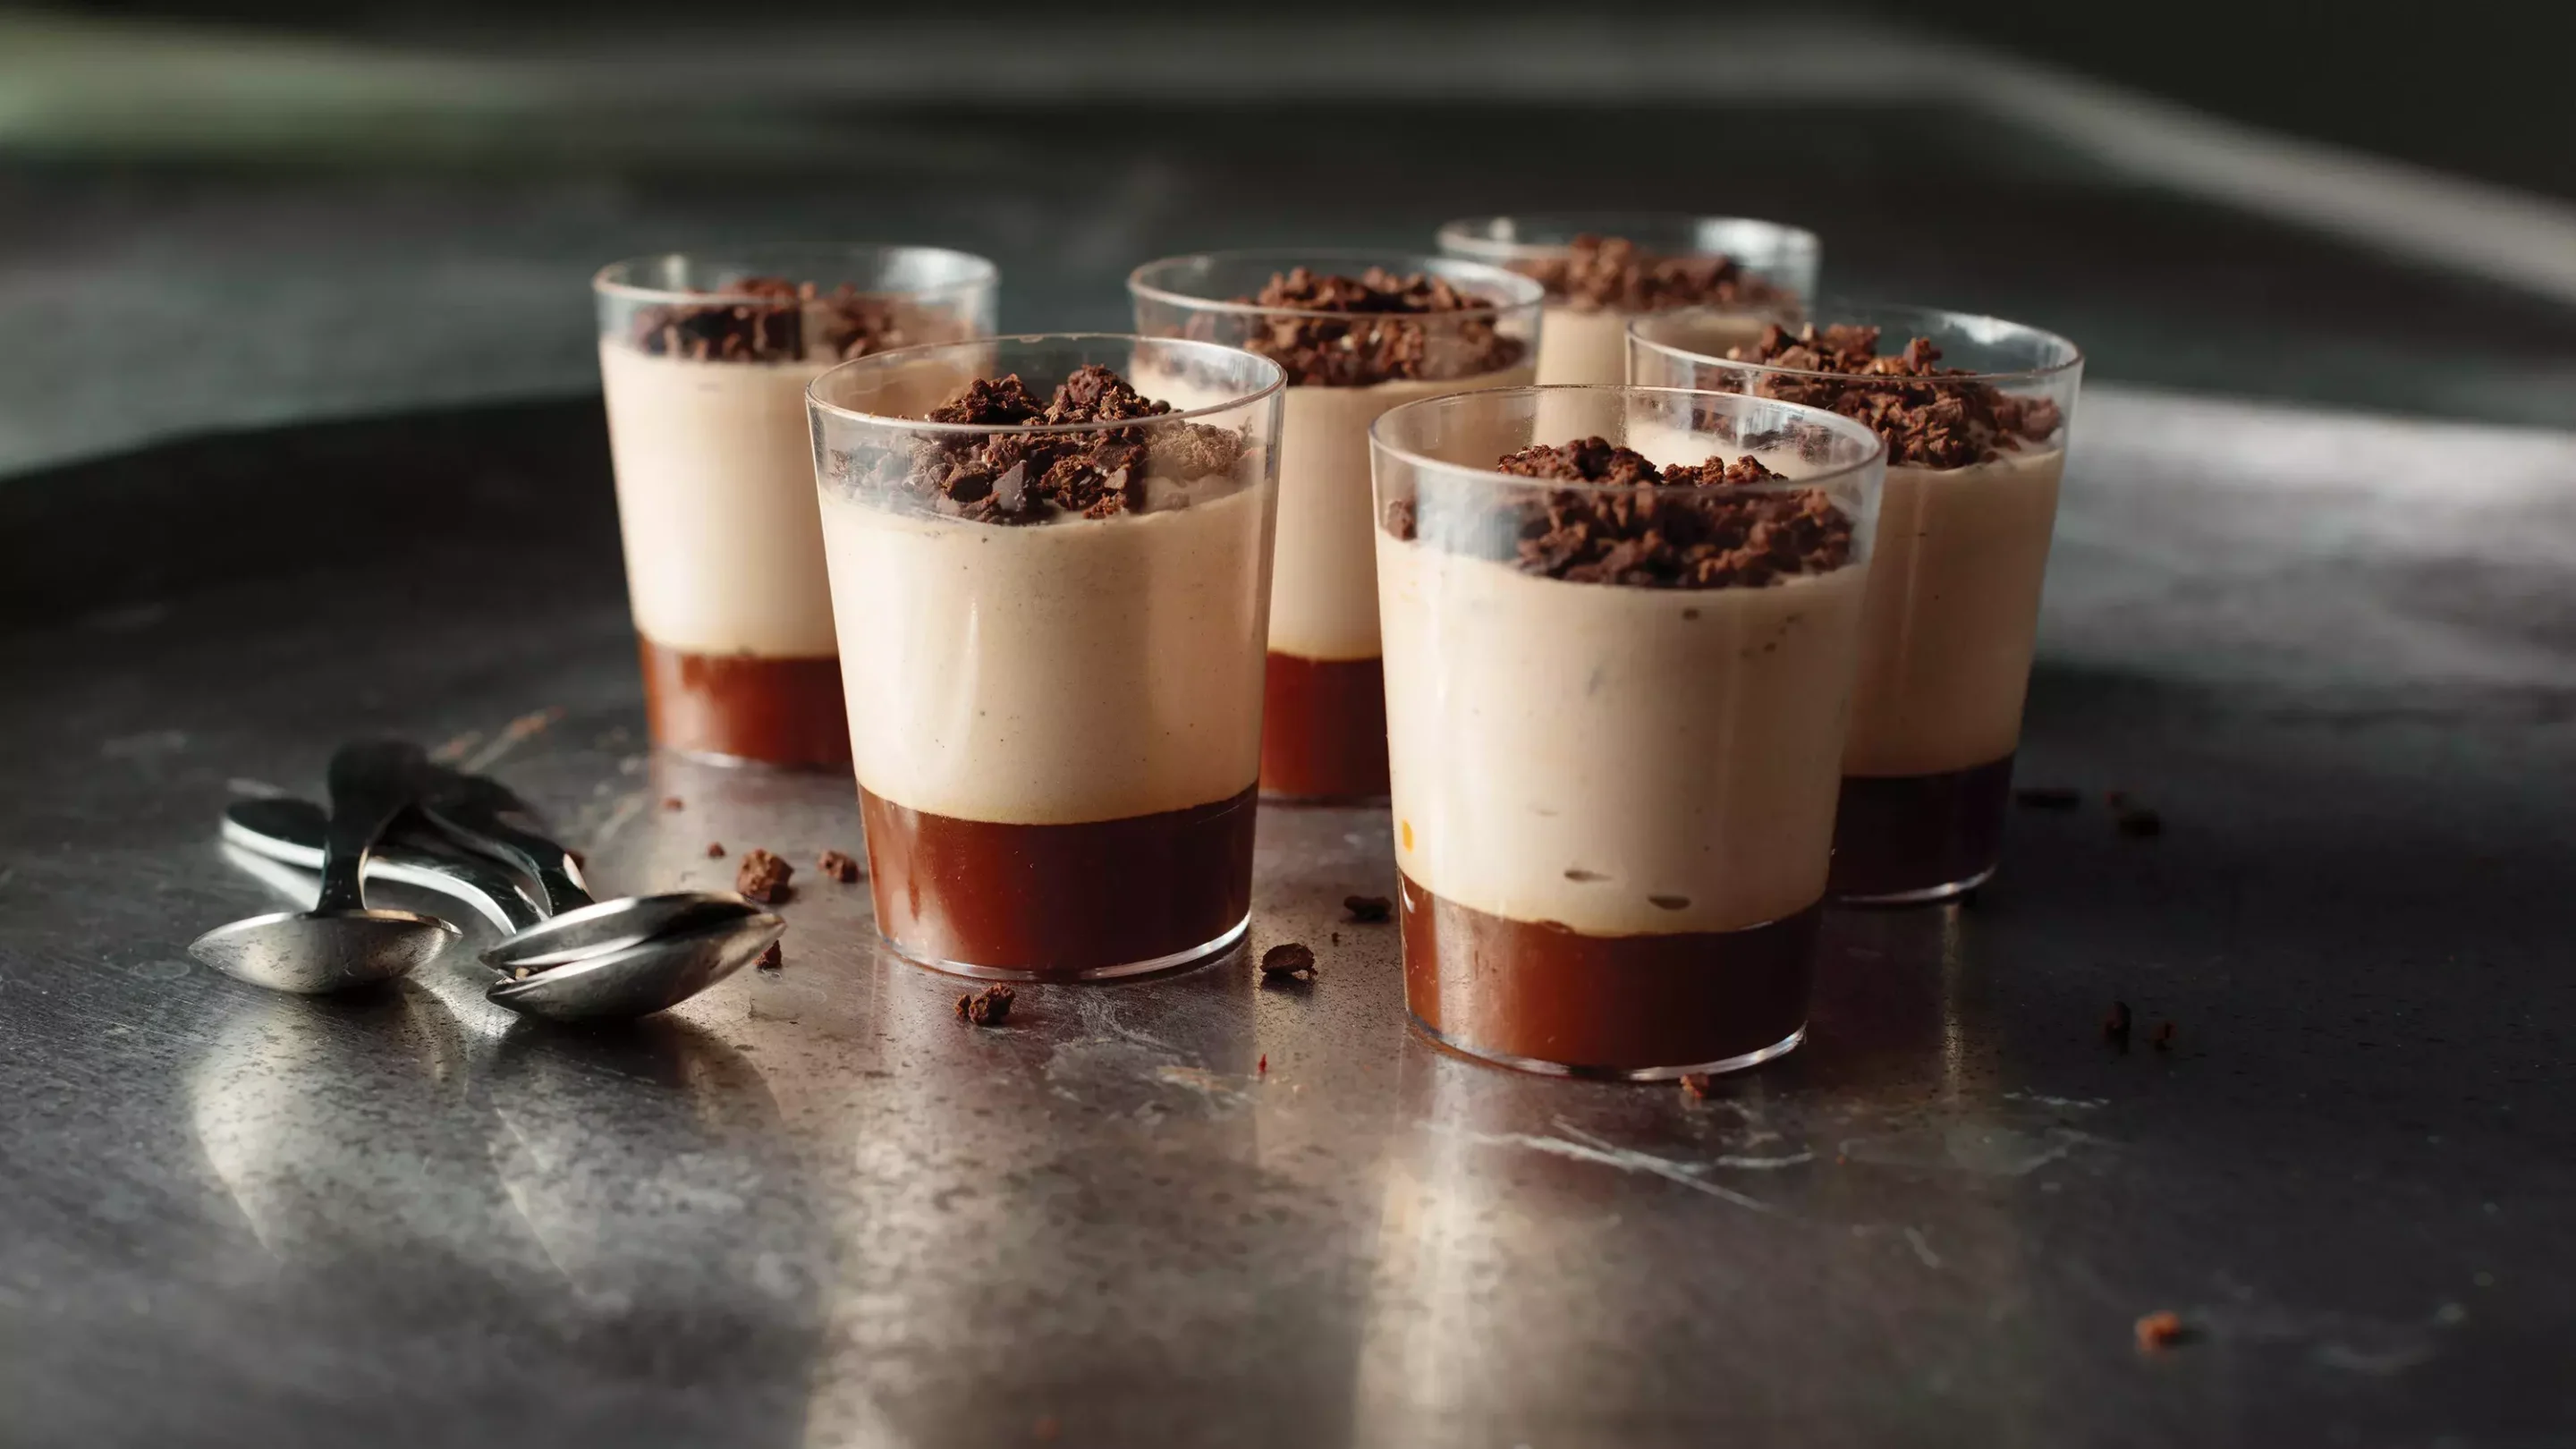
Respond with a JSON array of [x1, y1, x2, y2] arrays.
[[2, 386, 2574, 1447]]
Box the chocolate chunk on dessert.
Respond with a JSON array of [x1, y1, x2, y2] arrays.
[[631, 277, 913, 365], [1259, 942, 1318, 979], [1343, 894, 1394, 923], [734, 847, 793, 903], [1728, 323, 2063, 469], [1513, 233, 1781, 314], [956, 984, 1016, 1025], [817, 848, 863, 884], [1232, 267, 1525, 386], [1402, 436, 1852, 589], [896, 365, 1249, 526]]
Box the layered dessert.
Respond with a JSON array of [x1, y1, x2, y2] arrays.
[[1510, 233, 1784, 387], [817, 361, 1275, 977], [1136, 264, 1538, 801], [1726, 322, 2071, 900], [1377, 436, 1869, 1075], [601, 276, 952, 767]]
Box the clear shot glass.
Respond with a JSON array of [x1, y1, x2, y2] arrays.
[[808, 335, 1286, 979], [1129, 250, 1543, 804], [1436, 214, 1818, 387], [1369, 384, 1885, 1077], [595, 245, 997, 767], [1631, 303, 2085, 903]]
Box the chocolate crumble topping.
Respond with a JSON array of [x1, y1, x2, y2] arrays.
[[1393, 436, 1853, 589], [1229, 267, 1525, 386], [630, 277, 916, 364], [896, 365, 1249, 525], [957, 984, 1015, 1025], [817, 848, 862, 884], [1728, 323, 2063, 469], [734, 847, 793, 903], [1513, 233, 1781, 314]]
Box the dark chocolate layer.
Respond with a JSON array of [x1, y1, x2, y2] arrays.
[[638, 637, 851, 768], [1828, 753, 2016, 902], [1260, 653, 1390, 802]]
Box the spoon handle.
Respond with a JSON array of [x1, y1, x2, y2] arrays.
[[318, 741, 431, 914], [224, 798, 545, 933], [419, 765, 595, 916]]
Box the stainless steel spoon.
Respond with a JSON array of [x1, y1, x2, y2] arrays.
[[190, 741, 459, 994], [487, 910, 785, 1022], [221, 797, 543, 935]]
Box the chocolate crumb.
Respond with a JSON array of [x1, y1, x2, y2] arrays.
[[1513, 233, 1782, 314], [2103, 1000, 2133, 1048], [1259, 943, 1318, 980], [661, 796, 683, 811], [1343, 894, 1394, 923], [956, 984, 1015, 1026], [1229, 267, 1525, 386], [755, 942, 783, 972], [2151, 1020, 2177, 1051], [1729, 322, 2063, 469], [734, 848, 793, 903], [2014, 786, 2083, 810], [817, 848, 862, 884], [2115, 807, 2165, 838], [706, 841, 725, 858], [631, 277, 917, 365], [895, 364, 1247, 526], [1422, 436, 1852, 589], [1679, 1072, 1716, 1099], [2134, 1311, 2191, 1352], [1258, 1053, 1268, 1076]]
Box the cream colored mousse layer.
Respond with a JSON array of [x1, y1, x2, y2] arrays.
[[1537, 305, 1771, 388], [821, 480, 1273, 826], [1378, 536, 1868, 936], [1843, 445, 2065, 778], [598, 342, 837, 657], [1146, 364, 1535, 663]]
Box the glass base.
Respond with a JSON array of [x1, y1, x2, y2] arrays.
[[1834, 863, 1997, 909], [1410, 1016, 1807, 1082], [881, 911, 1248, 984], [1258, 791, 1392, 809]]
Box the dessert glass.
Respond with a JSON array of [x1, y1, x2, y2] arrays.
[[1129, 250, 1542, 803], [1370, 384, 1885, 1077], [1631, 303, 2085, 903], [808, 335, 1286, 979], [1436, 214, 1817, 386], [595, 245, 997, 767]]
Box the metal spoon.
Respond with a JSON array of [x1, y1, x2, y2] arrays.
[[220, 797, 543, 934], [487, 910, 785, 1022], [190, 741, 459, 994], [417, 765, 764, 970]]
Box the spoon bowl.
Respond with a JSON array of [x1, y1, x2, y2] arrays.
[[190, 908, 459, 996], [482, 892, 763, 970], [487, 910, 784, 1021]]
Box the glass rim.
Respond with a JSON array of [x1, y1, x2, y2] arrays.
[[805, 331, 1288, 436], [592, 244, 1000, 306], [1125, 249, 1545, 322], [1369, 384, 1889, 496], [1436, 213, 1822, 262], [1629, 300, 2086, 387]]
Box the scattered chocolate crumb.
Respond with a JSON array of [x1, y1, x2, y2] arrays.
[[1343, 894, 1394, 923], [2134, 1311, 2191, 1352], [892, 364, 1247, 526], [2152, 1020, 2178, 1052], [2115, 806, 2165, 839], [734, 847, 793, 903], [956, 984, 1016, 1026], [706, 841, 725, 859], [1258, 1054, 1268, 1076], [1229, 267, 1525, 386], [1259, 943, 1318, 980], [1513, 233, 1783, 314], [1729, 322, 2063, 469], [756, 942, 784, 972], [661, 795, 683, 811], [2103, 1000, 2133, 1048], [817, 848, 862, 884], [631, 277, 918, 365], [2014, 786, 2083, 810], [1680, 1072, 1716, 1099], [1408, 436, 1852, 589]]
